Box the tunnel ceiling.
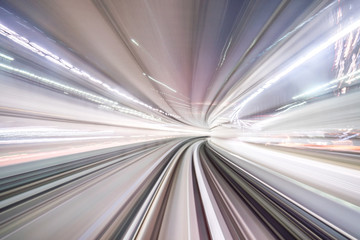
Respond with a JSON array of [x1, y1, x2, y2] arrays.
[[2, 0, 335, 128]]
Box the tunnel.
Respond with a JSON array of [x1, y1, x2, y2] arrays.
[[0, 0, 360, 239]]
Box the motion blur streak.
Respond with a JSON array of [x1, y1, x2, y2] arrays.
[[1, 0, 360, 239]]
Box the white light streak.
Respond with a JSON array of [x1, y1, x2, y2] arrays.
[[232, 17, 360, 119], [131, 38, 139, 46], [60, 59, 73, 69], [147, 75, 177, 93], [219, 37, 232, 67], [0, 62, 157, 120], [293, 68, 360, 99], [0, 52, 14, 61], [0, 22, 178, 119]]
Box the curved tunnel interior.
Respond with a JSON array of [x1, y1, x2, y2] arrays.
[[0, 0, 360, 239]]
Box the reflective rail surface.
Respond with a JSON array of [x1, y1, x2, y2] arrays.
[[1, 138, 359, 240]]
